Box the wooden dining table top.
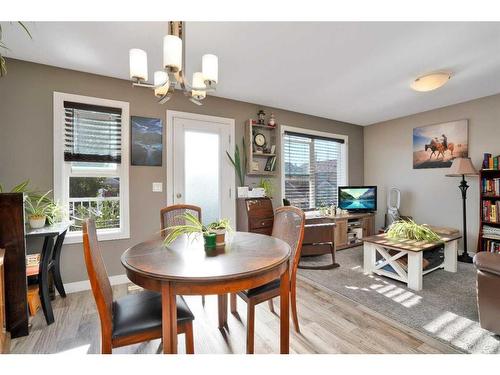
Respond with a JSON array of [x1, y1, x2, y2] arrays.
[[121, 231, 291, 282]]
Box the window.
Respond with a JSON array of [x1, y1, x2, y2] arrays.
[[281, 126, 347, 210], [54, 93, 130, 243]]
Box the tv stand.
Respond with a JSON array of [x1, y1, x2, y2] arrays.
[[304, 212, 375, 253]]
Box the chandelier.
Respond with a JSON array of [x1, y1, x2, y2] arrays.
[[128, 21, 218, 105]]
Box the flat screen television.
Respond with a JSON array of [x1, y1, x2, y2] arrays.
[[338, 186, 377, 212]]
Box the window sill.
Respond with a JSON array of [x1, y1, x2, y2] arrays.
[[64, 229, 130, 244]]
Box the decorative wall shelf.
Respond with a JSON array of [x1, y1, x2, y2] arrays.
[[245, 119, 278, 177]]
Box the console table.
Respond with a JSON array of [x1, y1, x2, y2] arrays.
[[25, 221, 71, 324], [363, 231, 460, 291]]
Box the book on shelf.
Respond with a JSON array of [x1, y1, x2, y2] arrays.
[[264, 156, 277, 172], [482, 153, 500, 170], [482, 177, 500, 195], [483, 200, 500, 223], [483, 239, 500, 253]]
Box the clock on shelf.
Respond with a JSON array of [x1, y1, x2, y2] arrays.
[[253, 132, 266, 151]]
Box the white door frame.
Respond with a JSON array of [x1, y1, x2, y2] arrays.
[[166, 110, 236, 224]]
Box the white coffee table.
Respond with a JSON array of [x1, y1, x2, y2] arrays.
[[363, 232, 460, 291]]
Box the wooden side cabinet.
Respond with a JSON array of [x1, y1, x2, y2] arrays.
[[0, 193, 29, 338], [0, 248, 10, 353], [361, 215, 375, 238], [335, 219, 348, 248], [236, 197, 274, 235]]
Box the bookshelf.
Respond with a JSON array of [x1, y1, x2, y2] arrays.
[[478, 168, 500, 253], [245, 119, 278, 177]]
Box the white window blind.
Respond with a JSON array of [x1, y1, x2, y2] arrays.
[[64, 101, 122, 163], [283, 131, 345, 209]]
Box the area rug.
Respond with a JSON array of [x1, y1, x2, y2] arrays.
[[298, 247, 500, 354]]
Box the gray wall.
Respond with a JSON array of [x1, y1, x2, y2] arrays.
[[364, 93, 500, 253], [0, 58, 364, 283]]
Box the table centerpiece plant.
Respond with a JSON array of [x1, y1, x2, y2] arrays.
[[386, 219, 441, 242], [207, 218, 232, 246], [163, 213, 233, 249]]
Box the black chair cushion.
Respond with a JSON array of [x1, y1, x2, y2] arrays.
[[112, 290, 194, 339], [241, 279, 280, 298]]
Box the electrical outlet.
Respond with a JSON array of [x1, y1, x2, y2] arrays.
[[152, 182, 163, 192]]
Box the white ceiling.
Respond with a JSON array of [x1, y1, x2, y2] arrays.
[[3, 22, 500, 125]]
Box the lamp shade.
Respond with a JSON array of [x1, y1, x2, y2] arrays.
[[191, 72, 206, 100], [163, 35, 182, 72], [154, 71, 169, 98], [129, 49, 148, 82], [202, 54, 218, 84], [446, 157, 478, 177], [411, 72, 451, 92]]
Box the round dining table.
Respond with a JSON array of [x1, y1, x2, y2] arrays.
[[121, 231, 291, 354]]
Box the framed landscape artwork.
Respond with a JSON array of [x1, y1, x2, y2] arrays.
[[131, 116, 163, 166], [412, 119, 468, 169]]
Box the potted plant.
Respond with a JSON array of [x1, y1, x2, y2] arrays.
[[163, 212, 219, 249], [207, 218, 233, 246], [1, 180, 64, 226], [387, 219, 441, 242], [24, 190, 53, 229], [226, 138, 248, 197], [257, 178, 274, 198]]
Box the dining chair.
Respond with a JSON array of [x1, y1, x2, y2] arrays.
[[160, 204, 206, 306], [230, 206, 305, 354], [83, 218, 195, 354]]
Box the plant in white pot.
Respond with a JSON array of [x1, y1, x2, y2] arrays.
[[24, 190, 53, 229]]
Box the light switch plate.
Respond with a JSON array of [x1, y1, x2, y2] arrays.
[[152, 182, 163, 192]]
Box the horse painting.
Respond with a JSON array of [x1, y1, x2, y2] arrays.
[[424, 139, 454, 159], [413, 120, 468, 169]]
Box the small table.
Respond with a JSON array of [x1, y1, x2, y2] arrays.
[[121, 231, 291, 354], [25, 221, 71, 324], [363, 231, 461, 291]]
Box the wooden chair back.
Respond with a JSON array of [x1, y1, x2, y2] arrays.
[[272, 206, 305, 279], [82, 219, 113, 339], [160, 204, 202, 231], [0, 248, 9, 353]]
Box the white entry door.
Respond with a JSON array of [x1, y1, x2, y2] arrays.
[[168, 111, 236, 226]]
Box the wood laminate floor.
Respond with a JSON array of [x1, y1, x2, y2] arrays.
[[11, 278, 459, 354]]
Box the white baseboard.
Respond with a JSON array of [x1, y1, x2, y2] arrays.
[[59, 274, 130, 295]]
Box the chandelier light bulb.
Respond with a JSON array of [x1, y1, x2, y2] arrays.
[[154, 71, 169, 98], [202, 54, 218, 85], [129, 49, 148, 82], [192, 72, 207, 100], [163, 35, 183, 72]]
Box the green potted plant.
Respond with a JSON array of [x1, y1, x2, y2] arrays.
[[24, 190, 53, 229], [257, 178, 274, 198], [163, 212, 218, 248], [207, 218, 233, 246], [387, 219, 441, 242], [227, 138, 248, 197]]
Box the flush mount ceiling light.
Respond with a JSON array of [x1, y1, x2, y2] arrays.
[[129, 21, 218, 105], [411, 71, 452, 92]]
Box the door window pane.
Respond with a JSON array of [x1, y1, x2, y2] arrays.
[[184, 131, 220, 224]]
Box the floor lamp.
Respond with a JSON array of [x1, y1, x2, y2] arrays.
[[446, 157, 478, 263]]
